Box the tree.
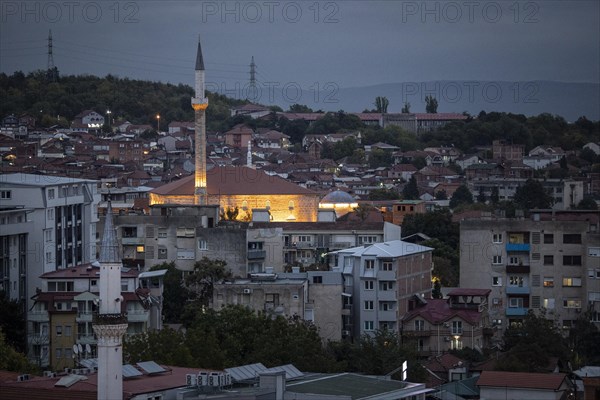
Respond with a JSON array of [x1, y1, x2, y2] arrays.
[[369, 188, 400, 201], [431, 278, 442, 299], [0, 292, 26, 353], [576, 197, 598, 210], [477, 187, 486, 203], [435, 190, 447, 200], [401, 102, 411, 113], [490, 186, 500, 204], [513, 179, 553, 210], [402, 175, 419, 200], [0, 331, 37, 373], [449, 184, 473, 208], [569, 309, 600, 368], [184, 257, 232, 307], [149, 262, 189, 323], [425, 95, 438, 113], [368, 148, 393, 168], [288, 103, 313, 113], [374, 96, 389, 113]]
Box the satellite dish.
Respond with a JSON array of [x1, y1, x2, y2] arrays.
[[85, 344, 91, 354], [72, 344, 79, 354], [78, 344, 83, 354]]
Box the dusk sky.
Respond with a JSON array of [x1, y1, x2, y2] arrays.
[[1, 1, 599, 95]]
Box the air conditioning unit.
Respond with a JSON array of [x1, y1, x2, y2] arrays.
[[82, 368, 91, 375], [186, 374, 197, 386], [444, 336, 451, 342], [64, 368, 71, 374], [17, 374, 30, 382], [199, 372, 209, 386], [243, 288, 252, 294]]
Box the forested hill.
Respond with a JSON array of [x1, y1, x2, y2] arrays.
[[0, 70, 252, 132]]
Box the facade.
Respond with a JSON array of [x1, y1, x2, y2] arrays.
[[212, 270, 344, 341], [459, 210, 600, 334], [0, 173, 100, 310], [492, 140, 524, 161], [108, 140, 144, 163], [332, 240, 433, 339], [401, 289, 492, 357], [380, 200, 426, 226]]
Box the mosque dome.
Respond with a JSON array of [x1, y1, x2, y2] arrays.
[[321, 190, 355, 204]]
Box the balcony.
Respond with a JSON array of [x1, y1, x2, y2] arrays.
[[122, 237, 144, 245], [296, 242, 315, 249], [506, 243, 530, 252], [28, 334, 50, 345], [506, 265, 530, 274], [247, 249, 266, 260], [76, 311, 93, 322], [506, 307, 529, 316], [127, 310, 149, 323], [377, 290, 396, 301], [405, 329, 432, 337], [506, 286, 530, 295], [28, 311, 49, 322], [378, 310, 397, 322], [77, 334, 97, 344], [330, 242, 352, 249]]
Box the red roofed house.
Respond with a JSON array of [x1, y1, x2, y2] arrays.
[[224, 124, 254, 149], [401, 289, 493, 357], [476, 371, 572, 400]]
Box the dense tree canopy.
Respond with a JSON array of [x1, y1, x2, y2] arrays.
[[513, 179, 553, 210]]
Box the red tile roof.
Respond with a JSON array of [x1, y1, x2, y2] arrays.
[[476, 371, 568, 390], [446, 289, 491, 297], [40, 264, 138, 279], [401, 298, 483, 325], [151, 166, 318, 196], [415, 113, 468, 121]]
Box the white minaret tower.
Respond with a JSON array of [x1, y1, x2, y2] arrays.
[[192, 36, 209, 205], [93, 199, 127, 400], [247, 140, 253, 168]]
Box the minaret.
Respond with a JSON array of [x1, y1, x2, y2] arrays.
[[93, 200, 127, 400], [247, 140, 252, 168], [192, 36, 209, 205]]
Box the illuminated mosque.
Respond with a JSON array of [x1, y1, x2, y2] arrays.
[[149, 38, 320, 222]]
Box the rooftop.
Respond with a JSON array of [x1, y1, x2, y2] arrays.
[[333, 240, 433, 258], [476, 371, 568, 390], [0, 173, 96, 187]]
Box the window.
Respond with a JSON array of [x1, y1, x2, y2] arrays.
[[531, 232, 540, 244], [588, 247, 600, 257], [364, 280, 374, 290], [122, 227, 137, 238], [56, 348, 62, 359], [544, 255, 554, 265], [64, 325, 71, 337], [136, 245, 145, 254], [563, 299, 582, 309], [198, 240, 207, 250], [312, 276, 322, 284], [415, 320, 424, 331], [509, 276, 524, 287], [158, 228, 167, 238], [563, 255, 582, 266], [91, 280, 97, 287], [492, 255, 502, 265], [297, 235, 311, 243], [509, 297, 523, 308], [47, 281, 74, 292], [121, 279, 128, 291], [47, 209, 54, 220], [364, 301, 374, 310], [451, 321, 462, 335], [48, 189, 55, 199], [543, 298, 555, 309], [492, 233, 503, 243], [364, 321, 374, 331], [562, 277, 582, 287], [543, 277, 554, 287], [382, 261, 393, 271], [364, 260, 375, 270], [358, 236, 378, 245], [492, 277, 502, 286], [0, 190, 11, 199], [563, 234, 582, 244], [531, 274, 540, 287], [56, 326, 62, 336], [380, 281, 394, 291], [544, 234, 554, 244]]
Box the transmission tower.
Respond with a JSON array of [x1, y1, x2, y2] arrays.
[[47, 30, 57, 82], [249, 56, 256, 88]]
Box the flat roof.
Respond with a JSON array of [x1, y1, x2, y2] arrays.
[[0, 173, 97, 187], [287, 373, 409, 399]]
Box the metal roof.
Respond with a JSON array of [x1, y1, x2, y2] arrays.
[[225, 363, 266, 382], [136, 361, 167, 375], [138, 269, 168, 279]]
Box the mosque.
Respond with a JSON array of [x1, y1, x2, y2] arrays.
[[148, 38, 320, 222]]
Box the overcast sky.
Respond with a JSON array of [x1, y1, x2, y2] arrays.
[[1, 1, 598, 92]]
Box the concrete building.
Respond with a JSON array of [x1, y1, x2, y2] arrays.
[[401, 289, 492, 357], [213, 270, 344, 341], [0, 173, 100, 310], [331, 240, 433, 339], [459, 210, 600, 334]]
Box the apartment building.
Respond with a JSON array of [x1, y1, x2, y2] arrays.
[[331, 240, 433, 339], [459, 210, 600, 334], [0, 173, 100, 311], [27, 263, 164, 369]]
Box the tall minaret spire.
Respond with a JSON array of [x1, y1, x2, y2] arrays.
[[192, 35, 209, 205], [93, 199, 127, 400]]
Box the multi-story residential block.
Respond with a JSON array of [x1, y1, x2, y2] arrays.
[[492, 140, 524, 162], [459, 210, 600, 335], [331, 240, 433, 339], [212, 270, 344, 341], [108, 140, 145, 163], [401, 289, 492, 357], [27, 262, 164, 369], [0, 174, 100, 311]]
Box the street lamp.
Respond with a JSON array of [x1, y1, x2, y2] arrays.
[[156, 114, 160, 133], [106, 110, 112, 130]]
